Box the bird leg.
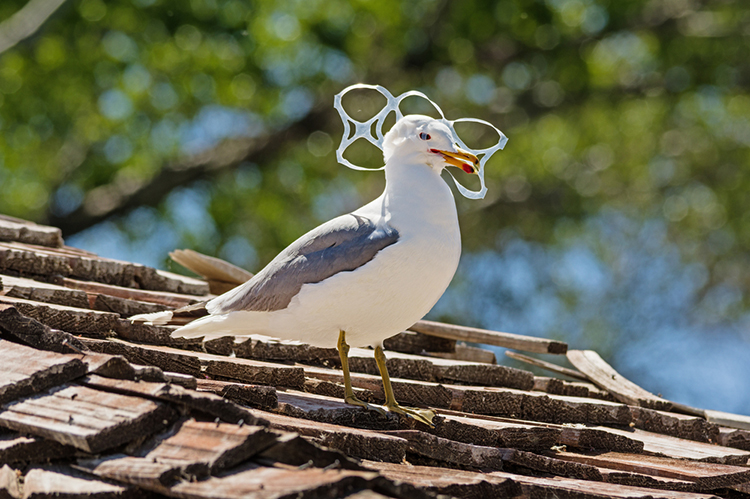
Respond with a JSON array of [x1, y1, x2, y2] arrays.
[[374, 345, 436, 427], [337, 330, 386, 417]]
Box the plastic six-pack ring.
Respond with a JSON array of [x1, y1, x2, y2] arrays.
[[333, 84, 508, 200]]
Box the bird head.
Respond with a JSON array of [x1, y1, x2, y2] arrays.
[[383, 115, 479, 174]]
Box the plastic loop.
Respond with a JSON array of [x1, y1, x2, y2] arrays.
[[333, 84, 508, 199]]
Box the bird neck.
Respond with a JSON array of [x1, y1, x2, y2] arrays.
[[382, 159, 458, 231]]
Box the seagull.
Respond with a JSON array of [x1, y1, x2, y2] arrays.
[[133, 114, 480, 426]]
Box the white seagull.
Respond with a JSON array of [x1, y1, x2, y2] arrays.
[[133, 114, 480, 426]]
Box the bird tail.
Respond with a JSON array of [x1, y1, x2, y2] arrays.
[[129, 310, 175, 325]]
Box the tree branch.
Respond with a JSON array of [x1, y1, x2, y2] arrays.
[[0, 0, 67, 55], [47, 105, 332, 236]]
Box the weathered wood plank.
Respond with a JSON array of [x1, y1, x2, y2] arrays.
[[250, 408, 408, 463], [0, 244, 72, 277], [0, 384, 174, 453], [80, 338, 202, 377], [592, 426, 750, 465], [0, 305, 89, 355], [392, 430, 605, 481], [79, 375, 267, 427], [0, 217, 63, 248], [194, 379, 278, 411], [0, 432, 76, 465], [435, 408, 644, 453], [234, 336, 339, 367], [550, 451, 750, 490], [80, 456, 182, 489], [506, 350, 588, 380], [363, 460, 522, 499], [0, 242, 208, 295], [55, 277, 205, 308], [567, 349, 672, 411], [348, 346, 534, 390], [631, 407, 719, 443], [258, 431, 365, 470], [0, 464, 20, 499], [23, 466, 134, 499], [277, 391, 401, 430], [599, 469, 698, 492], [488, 471, 722, 499], [435, 412, 561, 452], [430, 344, 496, 364], [1, 275, 90, 309], [168, 466, 383, 499], [717, 426, 750, 450], [410, 319, 568, 354], [382, 331, 455, 355], [82, 338, 305, 389], [140, 419, 277, 476], [704, 409, 750, 431], [0, 296, 119, 336], [304, 364, 631, 425], [0, 340, 87, 405]]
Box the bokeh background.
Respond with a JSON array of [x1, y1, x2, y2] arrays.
[[1, 0, 748, 414]]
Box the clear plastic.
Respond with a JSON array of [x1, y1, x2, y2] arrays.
[[333, 83, 508, 200]]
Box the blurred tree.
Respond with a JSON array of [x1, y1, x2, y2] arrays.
[[1, 0, 750, 362]]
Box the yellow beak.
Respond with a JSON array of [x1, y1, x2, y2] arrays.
[[431, 147, 480, 174]]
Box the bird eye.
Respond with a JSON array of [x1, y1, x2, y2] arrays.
[[419, 132, 431, 140]]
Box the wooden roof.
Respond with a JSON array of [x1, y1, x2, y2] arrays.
[[0, 214, 749, 499]]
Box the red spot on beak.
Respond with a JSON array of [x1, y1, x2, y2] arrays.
[[461, 164, 474, 174]]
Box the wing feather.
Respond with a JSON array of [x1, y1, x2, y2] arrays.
[[207, 214, 398, 314]]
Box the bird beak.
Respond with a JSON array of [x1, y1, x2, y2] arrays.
[[431, 147, 480, 174]]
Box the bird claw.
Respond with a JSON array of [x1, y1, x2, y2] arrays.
[[385, 403, 436, 428], [344, 395, 388, 417], [344, 395, 435, 427]]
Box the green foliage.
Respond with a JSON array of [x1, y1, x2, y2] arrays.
[[1, 0, 750, 306]]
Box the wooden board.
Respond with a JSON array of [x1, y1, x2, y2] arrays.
[[137, 419, 276, 478], [0, 384, 174, 454], [0, 218, 63, 248], [717, 426, 750, 450], [506, 350, 588, 380], [1, 275, 90, 309], [347, 346, 534, 389], [79, 375, 267, 427], [0, 295, 120, 336], [0, 304, 89, 355], [168, 466, 382, 499], [430, 344, 496, 364], [82, 339, 305, 389], [194, 379, 277, 411], [550, 450, 750, 490], [631, 407, 719, 443], [592, 426, 750, 465], [382, 331, 455, 354], [0, 339, 87, 405], [56, 277, 204, 308], [0, 242, 208, 295], [249, 408, 408, 463], [410, 319, 568, 354], [363, 460, 522, 499], [0, 464, 20, 499], [23, 466, 133, 499], [0, 433, 76, 465], [488, 470, 722, 499], [567, 350, 671, 411]]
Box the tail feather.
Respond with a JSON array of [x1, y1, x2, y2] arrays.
[[129, 310, 175, 325]]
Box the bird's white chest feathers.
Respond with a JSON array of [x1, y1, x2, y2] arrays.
[[270, 163, 461, 347]]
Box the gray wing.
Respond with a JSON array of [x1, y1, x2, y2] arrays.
[[207, 214, 399, 314]]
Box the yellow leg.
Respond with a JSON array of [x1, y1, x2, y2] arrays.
[[374, 345, 436, 427], [337, 331, 386, 416]]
